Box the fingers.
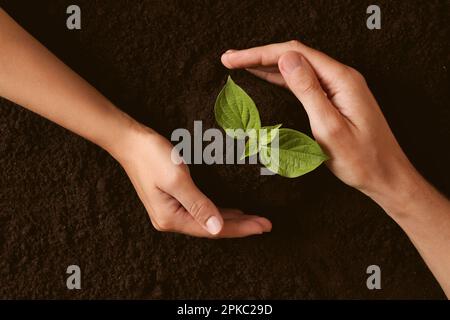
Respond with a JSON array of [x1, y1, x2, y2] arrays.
[[221, 40, 347, 88], [168, 176, 224, 235], [222, 42, 293, 68], [236, 215, 272, 231], [246, 68, 287, 88], [147, 195, 272, 238], [277, 51, 343, 130], [220, 208, 245, 219], [172, 208, 272, 238], [246, 66, 280, 73], [153, 169, 272, 237], [218, 216, 271, 238], [220, 208, 272, 231]]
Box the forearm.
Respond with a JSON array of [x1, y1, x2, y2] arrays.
[[371, 166, 450, 298], [0, 8, 136, 159]]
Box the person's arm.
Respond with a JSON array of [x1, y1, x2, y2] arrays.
[[0, 8, 272, 238], [373, 162, 450, 298], [0, 9, 133, 158], [222, 40, 450, 297]]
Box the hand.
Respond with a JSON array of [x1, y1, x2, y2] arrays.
[[115, 124, 272, 238], [0, 8, 271, 239], [221, 40, 417, 210]]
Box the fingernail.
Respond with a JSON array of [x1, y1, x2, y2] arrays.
[[206, 216, 222, 235], [280, 53, 303, 74]]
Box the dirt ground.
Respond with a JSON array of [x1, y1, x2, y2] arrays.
[[0, 0, 448, 299]]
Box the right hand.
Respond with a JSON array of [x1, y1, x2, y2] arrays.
[[221, 40, 418, 209]]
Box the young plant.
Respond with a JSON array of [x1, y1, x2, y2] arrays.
[[214, 76, 329, 178]]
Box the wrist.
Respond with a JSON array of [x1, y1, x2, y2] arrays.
[[366, 162, 430, 220], [102, 113, 156, 165]]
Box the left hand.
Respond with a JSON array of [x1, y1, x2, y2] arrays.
[[115, 123, 272, 238]]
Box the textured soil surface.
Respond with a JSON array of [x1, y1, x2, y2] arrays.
[[0, 0, 448, 299]]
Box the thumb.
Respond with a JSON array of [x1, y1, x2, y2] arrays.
[[278, 51, 339, 127], [170, 177, 224, 235]]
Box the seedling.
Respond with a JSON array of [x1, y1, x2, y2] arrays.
[[214, 76, 329, 178]]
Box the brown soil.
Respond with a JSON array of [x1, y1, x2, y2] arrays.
[[0, 0, 448, 299]]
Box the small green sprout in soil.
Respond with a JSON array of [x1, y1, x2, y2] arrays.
[[214, 76, 328, 178]]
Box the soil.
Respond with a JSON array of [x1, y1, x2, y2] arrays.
[[0, 0, 448, 299]]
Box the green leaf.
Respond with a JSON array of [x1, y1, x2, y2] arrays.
[[214, 76, 261, 139], [240, 124, 281, 160], [259, 124, 282, 146], [259, 128, 328, 178], [241, 137, 259, 160]]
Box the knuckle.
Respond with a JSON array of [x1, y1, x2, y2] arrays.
[[322, 119, 346, 138], [152, 222, 165, 232], [153, 224, 164, 232], [189, 199, 210, 222], [153, 217, 172, 232], [287, 39, 302, 49], [296, 77, 319, 95], [165, 169, 188, 189], [334, 65, 351, 79], [346, 66, 366, 83]]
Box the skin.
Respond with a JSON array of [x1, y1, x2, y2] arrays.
[[0, 8, 448, 297], [0, 8, 272, 238], [221, 40, 450, 298]]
